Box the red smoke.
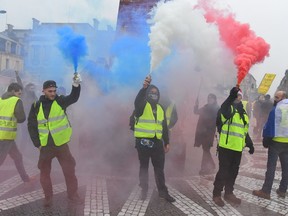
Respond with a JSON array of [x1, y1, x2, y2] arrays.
[[197, 0, 270, 85]]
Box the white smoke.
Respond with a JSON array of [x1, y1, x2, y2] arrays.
[[149, 0, 230, 73]]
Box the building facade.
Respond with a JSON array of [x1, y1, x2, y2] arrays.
[[0, 26, 24, 93], [116, 0, 159, 35]]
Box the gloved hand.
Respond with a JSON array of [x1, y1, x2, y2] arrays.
[[143, 75, 151, 89], [229, 87, 239, 100], [248, 146, 254, 154], [72, 73, 82, 87], [263, 137, 272, 148]]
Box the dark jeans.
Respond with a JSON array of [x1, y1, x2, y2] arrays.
[[136, 138, 168, 195], [213, 147, 242, 197], [38, 144, 78, 198], [200, 145, 216, 173], [262, 141, 288, 194], [0, 140, 29, 182]]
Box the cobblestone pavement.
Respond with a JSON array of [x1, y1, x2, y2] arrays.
[[0, 143, 286, 216]]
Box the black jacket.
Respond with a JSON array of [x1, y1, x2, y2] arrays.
[[134, 87, 169, 145], [194, 102, 219, 147], [28, 85, 80, 148], [1, 92, 26, 123]]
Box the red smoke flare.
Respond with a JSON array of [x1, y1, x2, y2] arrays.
[[197, 0, 270, 85]]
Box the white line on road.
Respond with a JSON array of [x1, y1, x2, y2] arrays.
[[84, 176, 110, 216]]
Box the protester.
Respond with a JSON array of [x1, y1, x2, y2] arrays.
[[213, 87, 254, 207], [134, 76, 175, 202], [253, 91, 288, 199], [0, 83, 35, 183], [194, 93, 219, 175], [27, 74, 82, 207]]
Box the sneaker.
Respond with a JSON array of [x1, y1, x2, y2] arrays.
[[43, 197, 53, 207], [213, 196, 225, 207], [68, 194, 84, 205], [159, 193, 176, 203], [276, 189, 286, 198], [140, 190, 147, 200], [252, 190, 270, 199], [224, 194, 241, 205]]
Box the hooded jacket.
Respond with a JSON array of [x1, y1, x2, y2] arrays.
[[134, 85, 169, 145]]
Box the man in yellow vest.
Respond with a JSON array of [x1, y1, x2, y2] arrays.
[[27, 75, 81, 207], [213, 87, 254, 207], [134, 76, 175, 202], [253, 91, 288, 199], [0, 83, 33, 183]]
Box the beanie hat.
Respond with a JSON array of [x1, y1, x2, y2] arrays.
[[237, 89, 243, 98]]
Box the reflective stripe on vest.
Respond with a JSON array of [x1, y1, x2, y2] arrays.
[[37, 101, 72, 146], [0, 97, 19, 140], [166, 103, 174, 127], [219, 106, 249, 152], [134, 103, 164, 139], [274, 101, 288, 143]]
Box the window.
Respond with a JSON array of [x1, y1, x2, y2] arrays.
[[5, 41, 11, 53], [15, 60, 20, 71], [31, 45, 40, 65], [16, 44, 21, 55], [6, 58, 10, 69]]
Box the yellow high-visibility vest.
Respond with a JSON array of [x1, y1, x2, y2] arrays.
[[134, 103, 164, 139], [242, 100, 248, 112], [274, 102, 288, 143], [37, 101, 72, 146], [0, 97, 19, 140], [166, 103, 174, 127], [219, 106, 249, 152]]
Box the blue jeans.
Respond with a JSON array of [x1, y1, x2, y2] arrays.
[[262, 141, 288, 194]]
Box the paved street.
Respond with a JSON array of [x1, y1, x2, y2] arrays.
[[0, 142, 286, 216]]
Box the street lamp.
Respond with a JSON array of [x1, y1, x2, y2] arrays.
[[0, 10, 7, 31]]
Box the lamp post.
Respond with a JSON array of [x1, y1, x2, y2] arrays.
[[0, 10, 7, 31]]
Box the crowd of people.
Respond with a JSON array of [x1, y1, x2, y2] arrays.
[[0, 71, 288, 208]]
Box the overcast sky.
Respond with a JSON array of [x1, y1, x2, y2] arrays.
[[1, 0, 287, 94]]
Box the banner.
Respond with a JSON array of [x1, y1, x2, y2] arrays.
[[258, 73, 276, 94]]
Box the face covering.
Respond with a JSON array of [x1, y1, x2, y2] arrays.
[[148, 93, 158, 101], [147, 93, 159, 105]]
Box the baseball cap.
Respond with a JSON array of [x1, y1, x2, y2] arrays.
[[43, 80, 57, 89]]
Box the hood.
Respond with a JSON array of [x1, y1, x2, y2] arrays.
[[1, 92, 15, 100], [146, 84, 160, 104]]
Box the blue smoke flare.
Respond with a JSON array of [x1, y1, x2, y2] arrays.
[[57, 26, 88, 72]]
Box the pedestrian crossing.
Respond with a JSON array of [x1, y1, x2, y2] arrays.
[[0, 144, 286, 215]]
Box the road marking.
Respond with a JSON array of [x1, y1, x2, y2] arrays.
[[84, 177, 110, 216], [0, 183, 66, 211], [167, 184, 213, 215], [0, 167, 38, 198], [117, 185, 153, 216], [187, 178, 243, 216]]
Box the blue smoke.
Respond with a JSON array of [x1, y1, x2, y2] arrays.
[[110, 8, 151, 89], [83, 60, 111, 94], [57, 26, 88, 72]]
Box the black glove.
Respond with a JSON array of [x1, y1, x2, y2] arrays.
[[245, 133, 254, 154], [229, 87, 239, 100], [263, 137, 272, 148], [248, 146, 254, 154]]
